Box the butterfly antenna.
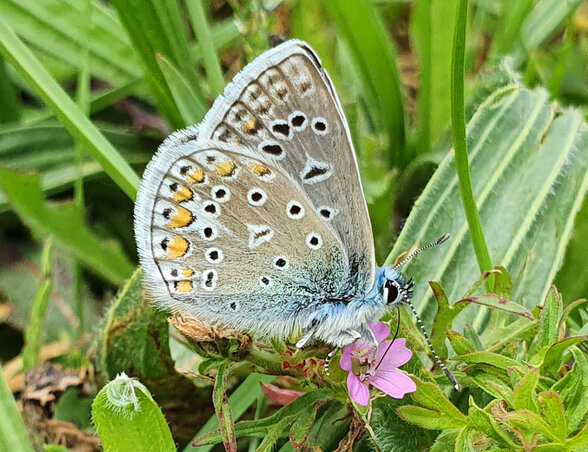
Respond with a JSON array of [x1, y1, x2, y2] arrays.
[[406, 298, 459, 390], [393, 233, 450, 270]]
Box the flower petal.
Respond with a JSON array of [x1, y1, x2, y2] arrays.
[[339, 346, 353, 371], [347, 372, 370, 406], [368, 369, 416, 399], [374, 338, 412, 369], [368, 322, 390, 343]]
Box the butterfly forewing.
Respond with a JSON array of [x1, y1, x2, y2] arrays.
[[198, 40, 375, 294]]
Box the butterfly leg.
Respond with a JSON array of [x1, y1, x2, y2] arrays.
[[324, 348, 339, 376], [295, 328, 316, 349]]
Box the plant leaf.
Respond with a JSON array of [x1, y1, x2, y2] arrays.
[[456, 294, 534, 321], [512, 368, 540, 414], [92, 374, 175, 452], [0, 362, 35, 452], [538, 391, 567, 441], [212, 361, 237, 452], [0, 168, 134, 285]]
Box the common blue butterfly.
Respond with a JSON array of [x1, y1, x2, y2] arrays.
[[134, 40, 454, 384]]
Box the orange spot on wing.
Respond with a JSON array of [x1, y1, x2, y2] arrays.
[[175, 280, 192, 293], [173, 185, 193, 202], [182, 267, 194, 277], [215, 161, 236, 177], [241, 117, 259, 135], [249, 162, 271, 177], [168, 206, 193, 229], [167, 236, 189, 259], [187, 169, 205, 184]]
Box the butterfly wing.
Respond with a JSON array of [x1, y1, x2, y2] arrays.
[[135, 139, 354, 337], [197, 40, 375, 294]]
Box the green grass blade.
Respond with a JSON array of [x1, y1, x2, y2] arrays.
[[0, 16, 140, 199], [158, 54, 208, 125], [21, 238, 53, 370], [0, 168, 134, 285], [0, 363, 35, 452], [92, 374, 175, 452], [488, 0, 534, 60], [451, 0, 493, 285], [323, 0, 406, 166], [187, 0, 225, 97], [411, 0, 459, 154], [0, 57, 20, 123], [521, 0, 583, 52]]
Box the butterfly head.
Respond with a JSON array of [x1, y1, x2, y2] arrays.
[[381, 269, 413, 308]]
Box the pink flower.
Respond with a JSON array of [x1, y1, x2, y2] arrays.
[[339, 322, 416, 406]]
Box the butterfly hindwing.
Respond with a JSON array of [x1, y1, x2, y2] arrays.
[[197, 40, 375, 294], [135, 140, 352, 337]]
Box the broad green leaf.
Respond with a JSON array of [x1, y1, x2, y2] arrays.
[[538, 392, 567, 441], [521, 0, 584, 52], [386, 78, 588, 334], [212, 361, 237, 452], [536, 286, 564, 349], [512, 368, 540, 413], [455, 426, 477, 452], [430, 430, 460, 452], [185, 373, 274, 452], [566, 422, 588, 450], [411, 0, 459, 154], [498, 410, 561, 443], [92, 374, 175, 452], [21, 238, 52, 370], [0, 169, 134, 285], [0, 57, 20, 122], [0, 363, 35, 452], [446, 330, 475, 355], [0, 17, 141, 199], [323, 0, 406, 166]]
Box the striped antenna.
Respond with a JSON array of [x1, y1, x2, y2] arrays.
[[393, 233, 450, 270], [406, 299, 459, 390]]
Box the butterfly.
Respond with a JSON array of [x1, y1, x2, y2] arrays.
[[134, 40, 454, 383]]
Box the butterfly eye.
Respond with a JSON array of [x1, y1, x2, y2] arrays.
[[384, 280, 401, 305]]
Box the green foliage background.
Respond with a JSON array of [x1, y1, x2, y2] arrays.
[[0, 0, 586, 451]]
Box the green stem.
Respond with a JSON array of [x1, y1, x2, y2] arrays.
[[451, 0, 493, 291]]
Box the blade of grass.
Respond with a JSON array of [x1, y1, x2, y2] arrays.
[[21, 238, 53, 370], [0, 15, 140, 199], [411, 0, 459, 155], [451, 0, 492, 289], [187, 0, 225, 97], [0, 57, 20, 123], [488, 0, 534, 60], [323, 0, 406, 167], [0, 363, 35, 452]]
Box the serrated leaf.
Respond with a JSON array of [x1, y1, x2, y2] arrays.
[[212, 361, 236, 452], [429, 281, 468, 358], [536, 287, 564, 349], [551, 347, 588, 433], [288, 401, 319, 449], [386, 80, 588, 334], [397, 405, 464, 430], [540, 336, 586, 376], [513, 368, 540, 413], [497, 410, 560, 443], [538, 392, 567, 441], [0, 168, 133, 285], [469, 375, 514, 407], [467, 398, 518, 447], [92, 374, 175, 452]]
